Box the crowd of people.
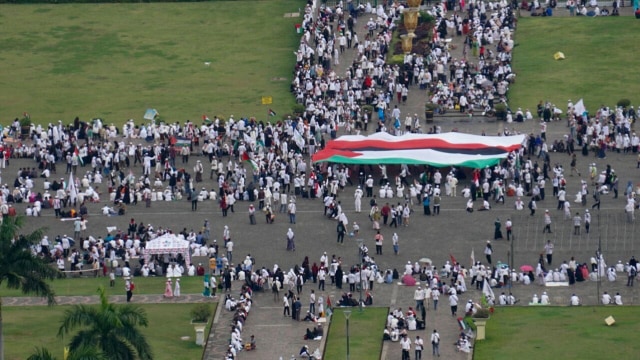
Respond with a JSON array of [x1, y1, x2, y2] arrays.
[[0, 0, 639, 359]]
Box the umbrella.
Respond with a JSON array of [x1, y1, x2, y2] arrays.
[[520, 265, 534, 272], [418, 257, 432, 265], [481, 80, 494, 88]]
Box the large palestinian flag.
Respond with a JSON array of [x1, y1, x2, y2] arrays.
[[312, 132, 526, 168]]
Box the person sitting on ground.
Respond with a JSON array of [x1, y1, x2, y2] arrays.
[[244, 334, 256, 351], [102, 205, 117, 216], [478, 199, 491, 211], [305, 326, 323, 340], [456, 333, 471, 353], [303, 311, 318, 322], [299, 345, 312, 358]]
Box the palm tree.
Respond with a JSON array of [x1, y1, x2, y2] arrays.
[[27, 346, 104, 360], [58, 287, 153, 360], [0, 217, 59, 360]]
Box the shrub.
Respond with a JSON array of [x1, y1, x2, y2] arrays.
[[388, 54, 405, 66], [292, 104, 305, 115], [617, 99, 631, 108], [425, 103, 438, 111], [190, 303, 212, 323], [418, 11, 434, 25], [473, 308, 491, 319], [362, 105, 374, 114]]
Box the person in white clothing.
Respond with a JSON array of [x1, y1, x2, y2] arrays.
[[354, 186, 363, 212], [570, 294, 581, 306], [614, 292, 623, 305]]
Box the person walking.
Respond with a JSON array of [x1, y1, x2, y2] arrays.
[[414, 286, 425, 313], [449, 292, 459, 317], [174, 278, 181, 297], [337, 221, 346, 244], [283, 294, 291, 317], [286, 228, 295, 251], [505, 218, 513, 240], [544, 240, 554, 265], [543, 210, 552, 233], [271, 278, 280, 302], [375, 231, 384, 255], [431, 287, 440, 311], [318, 267, 326, 291], [293, 297, 302, 321], [570, 153, 581, 176], [191, 188, 198, 211], [494, 218, 503, 240], [573, 212, 582, 235], [400, 334, 411, 360], [248, 204, 256, 225], [592, 188, 601, 210], [392, 232, 399, 255], [484, 241, 493, 265], [296, 273, 304, 294], [288, 200, 297, 224], [309, 290, 316, 314], [431, 330, 441, 357], [627, 265, 637, 286], [354, 186, 363, 212], [414, 335, 424, 360], [125, 278, 133, 302], [584, 209, 591, 233]]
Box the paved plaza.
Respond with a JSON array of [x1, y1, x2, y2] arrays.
[[4, 6, 640, 360]]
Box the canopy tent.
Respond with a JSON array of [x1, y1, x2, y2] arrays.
[[312, 132, 526, 168], [143, 233, 191, 266]]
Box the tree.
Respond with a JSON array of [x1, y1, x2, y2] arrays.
[[27, 346, 104, 360], [0, 217, 59, 360], [58, 287, 153, 360]]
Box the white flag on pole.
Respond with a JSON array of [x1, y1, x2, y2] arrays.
[[482, 277, 495, 304], [293, 128, 305, 150], [68, 171, 78, 205], [574, 98, 586, 116]]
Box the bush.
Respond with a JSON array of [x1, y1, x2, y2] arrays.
[[473, 308, 491, 319], [494, 103, 508, 120], [418, 11, 434, 25], [292, 104, 305, 116], [425, 102, 438, 111], [190, 303, 212, 323], [362, 105, 374, 114], [617, 99, 631, 108], [19, 115, 32, 127], [388, 54, 405, 66]]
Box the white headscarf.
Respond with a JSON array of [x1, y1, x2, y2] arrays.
[[287, 228, 294, 239]]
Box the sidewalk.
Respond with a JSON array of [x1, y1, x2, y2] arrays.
[[1, 293, 211, 306]]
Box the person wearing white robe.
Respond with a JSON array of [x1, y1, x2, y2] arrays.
[[166, 264, 175, 278], [174, 278, 181, 297], [540, 292, 550, 305], [607, 267, 617, 282], [614, 293, 623, 305]]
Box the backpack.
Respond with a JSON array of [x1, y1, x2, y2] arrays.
[[130, 282, 135, 291]]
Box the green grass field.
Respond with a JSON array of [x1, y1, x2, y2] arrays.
[[509, 17, 640, 112], [1, 274, 206, 297], [473, 306, 640, 360], [2, 302, 216, 360], [323, 308, 387, 360], [0, 2, 299, 126]]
